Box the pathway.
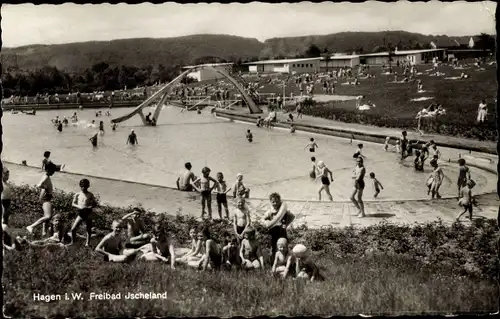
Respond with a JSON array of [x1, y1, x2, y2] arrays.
[[6, 163, 497, 229]]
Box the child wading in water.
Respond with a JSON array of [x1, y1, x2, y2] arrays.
[[309, 156, 317, 179], [192, 167, 219, 220], [427, 159, 445, 199], [67, 179, 97, 246], [456, 180, 476, 221], [215, 172, 231, 219], [41, 151, 64, 172], [304, 138, 319, 153], [246, 130, 253, 143], [315, 161, 334, 201], [369, 172, 384, 198]]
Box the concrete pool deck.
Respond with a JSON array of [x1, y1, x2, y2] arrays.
[[5, 163, 498, 229]]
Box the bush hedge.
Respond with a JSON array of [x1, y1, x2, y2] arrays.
[[8, 184, 499, 281]]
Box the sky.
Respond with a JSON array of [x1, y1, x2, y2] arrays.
[[2, 1, 497, 48]]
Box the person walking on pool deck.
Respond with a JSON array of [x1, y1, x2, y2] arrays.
[[26, 164, 56, 236], [369, 172, 384, 198], [427, 159, 445, 199], [192, 167, 218, 220], [233, 173, 250, 199], [176, 162, 197, 192], [350, 157, 366, 218], [456, 179, 476, 222], [126, 129, 138, 145], [304, 138, 319, 153], [315, 161, 334, 201], [67, 179, 98, 246]]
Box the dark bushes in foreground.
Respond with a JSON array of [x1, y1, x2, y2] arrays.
[[8, 184, 499, 281]]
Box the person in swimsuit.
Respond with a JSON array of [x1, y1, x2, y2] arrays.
[[215, 172, 231, 219], [176, 162, 196, 192], [414, 150, 424, 171], [240, 227, 265, 270], [293, 244, 322, 282], [315, 161, 334, 201], [246, 130, 253, 143], [190, 226, 222, 271], [272, 237, 294, 278], [26, 165, 56, 236], [400, 131, 408, 160], [2, 167, 13, 225], [222, 238, 241, 270], [95, 220, 143, 263], [139, 222, 176, 269], [176, 227, 201, 264], [90, 133, 98, 147], [99, 121, 105, 136], [121, 208, 153, 248], [192, 167, 218, 220], [457, 159, 472, 197], [233, 197, 251, 241], [290, 124, 296, 133], [4, 216, 67, 251], [353, 143, 364, 159], [383, 137, 391, 152], [304, 138, 318, 153], [232, 173, 250, 199], [112, 123, 117, 131], [263, 192, 293, 258], [369, 172, 384, 198], [126, 129, 138, 145], [67, 179, 98, 246], [41, 151, 64, 172], [427, 160, 444, 199], [456, 179, 475, 221], [309, 156, 317, 179], [430, 144, 441, 161], [350, 157, 366, 218]]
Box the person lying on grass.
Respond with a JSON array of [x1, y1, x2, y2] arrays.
[[233, 197, 251, 241], [188, 226, 222, 271], [239, 227, 265, 271], [121, 208, 153, 248], [271, 237, 294, 278], [95, 220, 142, 263], [292, 244, 323, 282], [4, 215, 67, 251], [138, 222, 176, 269], [67, 179, 97, 246], [176, 227, 200, 264]]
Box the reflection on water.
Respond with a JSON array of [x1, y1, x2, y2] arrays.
[[2, 106, 495, 201]]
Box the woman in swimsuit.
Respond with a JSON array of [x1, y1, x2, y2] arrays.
[[350, 157, 366, 218], [315, 161, 334, 201], [304, 138, 319, 153], [427, 160, 445, 199], [2, 167, 13, 225]]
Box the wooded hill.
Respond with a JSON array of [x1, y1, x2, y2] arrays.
[[1, 31, 484, 72]]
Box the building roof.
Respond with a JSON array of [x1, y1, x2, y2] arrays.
[[182, 63, 233, 69], [360, 49, 445, 57], [324, 55, 360, 60], [242, 57, 322, 65]]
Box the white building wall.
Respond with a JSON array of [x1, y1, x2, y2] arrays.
[[273, 64, 289, 73], [187, 70, 201, 81], [289, 61, 320, 74], [248, 65, 258, 73]]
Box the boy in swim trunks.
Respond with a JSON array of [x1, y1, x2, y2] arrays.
[[457, 159, 471, 197], [41, 151, 64, 172], [192, 167, 219, 220], [27, 165, 56, 236], [67, 179, 98, 246], [246, 130, 253, 143], [400, 131, 408, 160], [456, 179, 475, 221], [427, 160, 444, 199], [315, 161, 334, 201], [121, 208, 153, 248], [272, 237, 294, 278], [222, 238, 241, 270], [353, 143, 364, 159], [233, 197, 251, 240], [126, 129, 138, 145], [233, 173, 250, 199], [309, 156, 317, 179], [369, 172, 384, 198], [240, 227, 264, 270], [215, 172, 231, 219], [95, 220, 143, 263], [177, 162, 196, 191], [304, 138, 319, 153]]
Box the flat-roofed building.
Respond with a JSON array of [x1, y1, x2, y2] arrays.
[[320, 55, 360, 70], [243, 57, 322, 74], [181, 63, 233, 82], [359, 49, 447, 65]]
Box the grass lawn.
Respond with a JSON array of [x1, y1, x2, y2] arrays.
[[3, 185, 499, 317]]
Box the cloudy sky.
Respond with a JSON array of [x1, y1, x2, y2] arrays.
[[2, 1, 497, 48]]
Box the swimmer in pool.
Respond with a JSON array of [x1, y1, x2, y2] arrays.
[[126, 129, 138, 145], [246, 130, 253, 143], [304, 138, 319, 153], [315, 161, 334, 201], [90, 133, 98, 147], [353, 143, 364, 159], [99, 121, 105, 136]]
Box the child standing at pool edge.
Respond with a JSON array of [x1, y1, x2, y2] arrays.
[[192, 167, 219, 220]]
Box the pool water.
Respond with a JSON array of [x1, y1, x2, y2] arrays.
[[2, 106, 495, 201]]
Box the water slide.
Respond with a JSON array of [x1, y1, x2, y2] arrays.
[[111, 66, 262, 124]]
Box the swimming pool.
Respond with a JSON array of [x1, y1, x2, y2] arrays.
[[2, 106, 496, 201]]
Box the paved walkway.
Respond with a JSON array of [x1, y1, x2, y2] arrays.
[[220, 103, 497, 154], [6, 163, 498, 229]]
